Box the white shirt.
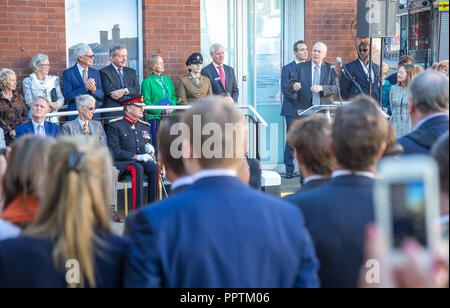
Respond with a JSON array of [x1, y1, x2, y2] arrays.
[[32, 120, 46, 136], [332, 170, 375, 179], [359, 59, 376, 84], [171, 176, 194, 192], [77, 117, 89, 133], [303, 175, 328, 185], [192, 169, 237, 183], [77, 63, 88, 80], [415, 113, 448, 130], [213, 62, 226, 82]]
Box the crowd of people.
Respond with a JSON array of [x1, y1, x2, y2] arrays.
[[0, 39, 448, 288]]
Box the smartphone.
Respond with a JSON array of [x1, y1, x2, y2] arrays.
[[374, 155, 442, 265]]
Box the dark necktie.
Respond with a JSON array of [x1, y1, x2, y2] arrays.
[[118, 69, 125, 88]]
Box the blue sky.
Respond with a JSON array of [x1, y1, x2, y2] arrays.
[[66, 0, 138, 48]]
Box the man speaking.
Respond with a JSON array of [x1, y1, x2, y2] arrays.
[[289, 42, 339, 112]]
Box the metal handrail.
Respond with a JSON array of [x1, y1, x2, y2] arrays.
[[46, 105, 269, 127]]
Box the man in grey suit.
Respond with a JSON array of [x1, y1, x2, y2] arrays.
[[289, 42, 339, 111], [62, 94, 107, 146]]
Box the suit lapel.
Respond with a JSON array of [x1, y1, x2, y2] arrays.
[[305, 61, 313, 88], [73, 65, 85, 86], [208, 64, 225, 91], [355, 60, 369, 87], [320, 63, 330, 85], [188, 75, 200, 88], [109, 64, 123, 88]]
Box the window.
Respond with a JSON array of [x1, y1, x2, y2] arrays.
[[65, 0, 143, 79]]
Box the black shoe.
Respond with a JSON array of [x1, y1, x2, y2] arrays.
[[111, 210, 125, 223], [285, 173, 293, 179]]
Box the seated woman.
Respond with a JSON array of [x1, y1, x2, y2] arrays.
[[0, 136, 128, 288], [0, 68, 29, 145], [22, 54, 64, 124], [0, 136, 54, 229], [178, 53, 212, 105]]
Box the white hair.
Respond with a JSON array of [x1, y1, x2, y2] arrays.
[[29, 54, 49, 73], [75, 94, 96, 109], [313, 42, 328, 53], [210, 43, 225, 55], [0, 68, 15, 90], [75, 44, 93, 58]]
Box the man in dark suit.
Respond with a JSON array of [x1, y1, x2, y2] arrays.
[[100, 45, 140, 121], [107, 97, 159, 210], [63, 44, 104, 120], [289, 42, 340, 111], [340, 42, 380, 101], [398, 70, 449, 155], [282, 40, 308, 179], [285, 97, 389, 288], [124, 97, 319, 288], [202, 43, 239, 103], [15, 96, 60, 139], [286, 114, 333, 194]]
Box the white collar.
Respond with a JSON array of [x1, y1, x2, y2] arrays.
[[213, 62, 225, 69], [303, 175, 328, 185], [171, 176, 193, 191], [192, 169, 237, 183], [415, 113, 448, 130], [32, 119, 45, 128], [77, 63, 88, 75], [111, 63, 123, 72], [332, 170, 375, 179], [77, 117, 88, 128]]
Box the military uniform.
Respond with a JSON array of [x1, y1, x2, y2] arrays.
[[107, 116, 159, 210], [178, 52, 213, 105]]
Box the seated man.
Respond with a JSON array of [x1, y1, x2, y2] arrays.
[[15, 96, 60, 139], [62, 94, 107, 146], [124, 97, 319, 288], [285, 114, 334, 194], [285, 96, 389, 288], [107, 96, 159, 210]]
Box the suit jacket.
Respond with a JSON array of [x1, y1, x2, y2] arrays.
[[62, 64, 105, 107], [281, 61, 299, 117], [288, 61, 340, 110], [285, 175, 375, 288], [398, 114, 449, 155], [0, 234, 128, 288], [177, 73, 213, 105], [124, 176, 320, 288], [202, 63, 239, 102], [340, 59, 379, 101], [15, 121, 61, 139], [99, 64, 140, 109], [62, 118, 107, 147], [297, 178, 329, 194]]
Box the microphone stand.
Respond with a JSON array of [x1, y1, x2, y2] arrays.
[[331, 66, 343, 105]]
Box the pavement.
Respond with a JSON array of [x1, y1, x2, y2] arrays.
[[110, 172, 303, 237]]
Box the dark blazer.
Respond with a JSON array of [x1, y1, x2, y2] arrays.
[[124, 176, 320, 288], [340, 59, 379, 101], [15, 121, 61, 139], [62, 64, 105, 107], [0, 234, 128, 288], [398, 114, 449, 155], [288, 61, 340, 110], [297, 178, 329, 194], [99, 64, 140, 111], [202, 63, 239, 102], [281, 61, 299, 117], [285, 175, 375, 288]]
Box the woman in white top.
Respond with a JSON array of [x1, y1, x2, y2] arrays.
[[22, 54, 64, 123]]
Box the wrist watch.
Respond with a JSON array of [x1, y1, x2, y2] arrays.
[[124, 88, 129, 95]]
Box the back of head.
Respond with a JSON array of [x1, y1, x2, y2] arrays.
[[399, 55, 414, 66], [158, 114, 187, 176], [181, 96, 246, 170], [25, 136, 113, 287], [3, 136, 54, 208], [287, 114, 334, 176], [409, 70, 449, 114], [431, 133, 449, 196], [333, 96, 389, 171]]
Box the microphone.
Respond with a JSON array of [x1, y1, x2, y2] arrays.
[[336, 57, 344, 69], [330, 64, 343, 104]]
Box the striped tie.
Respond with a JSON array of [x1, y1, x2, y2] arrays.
[[83, 70, 88, 87], [83, 122, 88, 134]]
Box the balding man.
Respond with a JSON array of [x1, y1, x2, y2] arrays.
[[289, 42, 339, 112]]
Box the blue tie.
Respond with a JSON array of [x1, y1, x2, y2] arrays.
[[312, 65, 321, 106], [118, 69, 125, 88], [37, 124, 45, 137]]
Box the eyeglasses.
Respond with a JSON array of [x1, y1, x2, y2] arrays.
[[86, 107, 95, 111], [84, 55, 95, 59]]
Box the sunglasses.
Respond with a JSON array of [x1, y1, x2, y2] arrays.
[[85, 107, 95, 111]]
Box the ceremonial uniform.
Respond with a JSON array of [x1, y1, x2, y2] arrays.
[[178, 52, 213, 105], [107, 115, 159, 210]]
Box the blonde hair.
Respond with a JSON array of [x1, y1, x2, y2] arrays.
[[437, 60, 449, 71], [24, 136, 113, 288], [414, 65, 424, 75], [382, 63, 389, 76], [148, 55, 162, 75]]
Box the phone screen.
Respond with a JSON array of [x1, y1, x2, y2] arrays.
[[390, 181, 427, 248]]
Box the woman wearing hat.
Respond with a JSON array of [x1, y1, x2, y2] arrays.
[[178, 53, 212, 105]]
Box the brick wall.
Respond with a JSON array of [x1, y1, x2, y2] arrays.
[[142, 0, 201, 84], [0, 0, 67, 91], [304, 0, 360, 67]]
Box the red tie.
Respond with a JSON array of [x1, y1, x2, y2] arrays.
[[218, 65, 226, 92]]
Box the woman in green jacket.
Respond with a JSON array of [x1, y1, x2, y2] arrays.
[[141, 55, 177, 147]]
